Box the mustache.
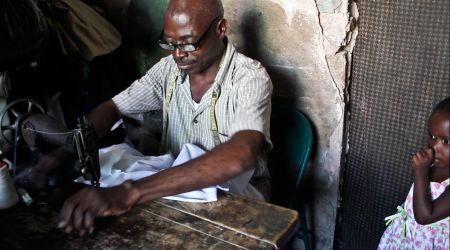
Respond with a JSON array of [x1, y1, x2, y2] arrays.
[[174, 58, 196, 65]]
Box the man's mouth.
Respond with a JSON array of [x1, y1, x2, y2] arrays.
[[176, 62, 194, 70]]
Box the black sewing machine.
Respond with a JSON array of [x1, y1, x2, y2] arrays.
[[71, 116, 100, 187], [0, 98, 100, 187]]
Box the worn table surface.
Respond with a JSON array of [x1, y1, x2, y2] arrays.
[[0, 192, 299, 250]]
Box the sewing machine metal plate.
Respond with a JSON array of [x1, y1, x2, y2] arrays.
[[0, 192, 299, 249]]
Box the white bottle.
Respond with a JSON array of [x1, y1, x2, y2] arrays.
[[0, 163, 19, 209]]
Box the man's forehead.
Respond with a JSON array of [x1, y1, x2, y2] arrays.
[[170, 13, 191, 25], [164, 12, 204, 36]]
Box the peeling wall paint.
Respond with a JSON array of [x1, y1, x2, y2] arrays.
[[266, 0, 317, 26], [317, 0, 343, 13]]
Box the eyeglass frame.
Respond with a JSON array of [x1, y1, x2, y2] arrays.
[[158, 17, 222, 52]]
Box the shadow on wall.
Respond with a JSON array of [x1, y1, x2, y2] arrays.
[[239, 9, 320, 248], [239, 8, 319, 170], [238, 9, 306, 111]]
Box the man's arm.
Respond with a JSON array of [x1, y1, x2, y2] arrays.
[[58, 130, 265, 235], [87, 100, 123, 138], [132, 130, 264, 201]]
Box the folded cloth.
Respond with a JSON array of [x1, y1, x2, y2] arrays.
[[75, 143, 221, 202]]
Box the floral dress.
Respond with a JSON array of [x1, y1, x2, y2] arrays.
[[378, 178, 449, 250]]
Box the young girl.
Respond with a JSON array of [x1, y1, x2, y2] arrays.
[[378, 97, 450, 249]]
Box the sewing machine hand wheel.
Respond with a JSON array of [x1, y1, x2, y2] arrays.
[[0, 98, 45, 145]]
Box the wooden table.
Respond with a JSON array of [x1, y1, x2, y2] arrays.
[[0, 192, 299, 249]]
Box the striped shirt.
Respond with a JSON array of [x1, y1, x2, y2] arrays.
[[112, 41, 273, 200]]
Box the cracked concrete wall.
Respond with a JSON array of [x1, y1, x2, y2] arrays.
[[116, 0, 356, 249], [223, 0, 354, 249]]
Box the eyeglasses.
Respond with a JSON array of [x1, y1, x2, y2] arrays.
[[429, 134, 450, 145], [158, 17, 222, 52]]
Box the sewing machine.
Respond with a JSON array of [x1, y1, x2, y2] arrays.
[[0, 98, 100, 187]]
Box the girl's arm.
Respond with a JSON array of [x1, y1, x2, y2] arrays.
[[412, 148, 450, 225]]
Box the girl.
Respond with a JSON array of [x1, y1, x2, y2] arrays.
[[378, 97, 450, 249]]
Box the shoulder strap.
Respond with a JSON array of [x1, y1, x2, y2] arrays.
[[159, 69, 180, 153]]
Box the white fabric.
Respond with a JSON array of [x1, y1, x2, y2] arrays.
[[192, 100, 199, 110], [75, 143, 226, 202]]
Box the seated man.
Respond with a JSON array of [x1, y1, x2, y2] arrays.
[[34, 0, 272, 235]]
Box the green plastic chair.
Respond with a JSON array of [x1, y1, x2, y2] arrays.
[[268, 104, 313, 250]]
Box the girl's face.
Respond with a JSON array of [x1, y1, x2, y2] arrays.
[[427, 110, 450, 168]]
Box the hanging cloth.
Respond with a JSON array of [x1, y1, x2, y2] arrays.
[[41, 0, 122, 61]]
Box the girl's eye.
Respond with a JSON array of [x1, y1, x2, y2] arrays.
[[429, 134, 450, 145]]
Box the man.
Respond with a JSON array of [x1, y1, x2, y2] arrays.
[[57, 0, 273, 235]]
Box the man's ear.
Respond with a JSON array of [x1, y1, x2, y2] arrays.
[[218, 18, 227, 38]]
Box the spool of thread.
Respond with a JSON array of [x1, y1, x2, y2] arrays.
[[0, 163, 19, 209]]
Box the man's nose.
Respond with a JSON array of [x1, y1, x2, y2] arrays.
[[173, 47, 187, 59]]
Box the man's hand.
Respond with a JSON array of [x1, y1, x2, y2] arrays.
[[58, 180, 139, 236], [412, 147, 434, 175]]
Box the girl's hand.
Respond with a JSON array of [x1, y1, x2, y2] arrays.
[[412, 148, 434, 175]]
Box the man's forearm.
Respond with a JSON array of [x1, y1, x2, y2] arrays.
[[87, 100, 122, 138], [124, 130, 265, 205]]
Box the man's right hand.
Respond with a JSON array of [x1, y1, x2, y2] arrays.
[[58, 180, 140, 236]]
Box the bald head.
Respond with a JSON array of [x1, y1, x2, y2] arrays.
[[164, 0, 224, 25], [161, 0, 227, 75]]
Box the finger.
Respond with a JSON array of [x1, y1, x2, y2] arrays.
[[418, 150, 429, 160], [57, 220, 67, 229], [427, 147, 435, 159], [83, 211, 95, 233], [412, 152, 423, 163], [64, 224, 73, 234], [419, 149, 427, 156], [58, 197, 77, 228], [73, 205, 85, 230], [428, 147, 435, 167]]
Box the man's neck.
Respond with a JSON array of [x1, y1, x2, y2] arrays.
[[189, 59, 221, 84], [189, 46, 226, 102], [189, 67, 217, 103]]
